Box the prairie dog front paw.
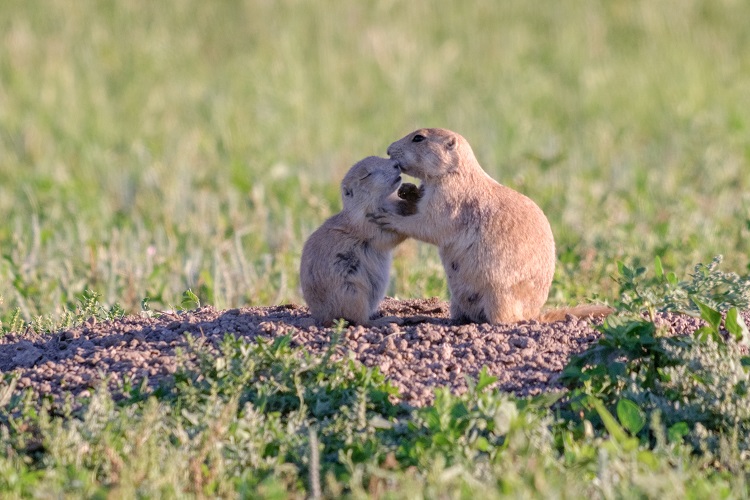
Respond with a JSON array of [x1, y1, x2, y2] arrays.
[[396, 182, 423, 216]]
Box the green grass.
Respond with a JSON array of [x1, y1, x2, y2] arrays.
[[2, 0, 749, 319], [2, 0, 750, 496], [2, 317, 750, 498]]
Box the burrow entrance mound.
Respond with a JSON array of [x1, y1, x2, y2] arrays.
[[0, 298, 720, 407]]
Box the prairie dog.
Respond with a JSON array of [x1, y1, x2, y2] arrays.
[[371, 128, 558, 324], [300, 156, 419, 326]]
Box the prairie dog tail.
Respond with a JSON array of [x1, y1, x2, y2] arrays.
[[538, 304, 614, 323]]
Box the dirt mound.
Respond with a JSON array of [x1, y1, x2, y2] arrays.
[[0, 298, 731, 407]]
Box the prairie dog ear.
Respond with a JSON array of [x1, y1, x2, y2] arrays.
[[445, 135, 457, 150], [343, 186, 353, 198]]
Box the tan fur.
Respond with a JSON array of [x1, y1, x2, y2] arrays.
[[299, 156, 418, 326], [371, 128, 558, 324]]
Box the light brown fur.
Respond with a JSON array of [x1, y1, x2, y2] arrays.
[[373, 128, 608, 324], [299, 156, 418, 326]]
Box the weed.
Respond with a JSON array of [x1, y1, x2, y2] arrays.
[[2, 327, 749, 496], [616, 256, 750, 320], [179, 289, 201, 311], [561, 258, 750, 466], [0, 289, 123, 335], [560, 315, 691, 402]]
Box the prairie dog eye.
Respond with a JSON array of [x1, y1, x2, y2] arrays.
[[412, 134, 426, 143], [359, 172, 372, 180]]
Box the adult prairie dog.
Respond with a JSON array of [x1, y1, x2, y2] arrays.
[[300, 156, 419, 326], [373, 128, 609, 324]]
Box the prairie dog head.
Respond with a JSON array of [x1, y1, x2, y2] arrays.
[[341, 156, 402, 211], [386, 128, 478, 180]]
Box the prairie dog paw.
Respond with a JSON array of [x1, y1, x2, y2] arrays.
[[397, 182, 422, 203], [366, 210, 394, 229], [396, 182, 423, 216]]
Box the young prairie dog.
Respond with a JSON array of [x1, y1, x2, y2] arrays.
[[372, 128, 608, 324], [299, 156, 420, 326]]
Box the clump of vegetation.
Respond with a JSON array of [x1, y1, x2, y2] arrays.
[[623, 339, 750, 462], [4, 329, 745, 498], [560, 318, 750, 454], [0, 329, 402, 497], [560, 257, 750, 470], [1, 289, 124, 335], [2, 0, 750, 318], [616, 256, 750, 322]]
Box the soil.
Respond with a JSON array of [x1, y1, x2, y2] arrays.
[[0, 298, 744, 408]]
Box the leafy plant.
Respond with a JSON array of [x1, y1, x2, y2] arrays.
[[559, 315, 690, 398], [561, 278, 750, 462], [179, 289, 201, 311], [619, 338, 750, 460], [689, 296, 750, 345], [394, 367, 511, 468], [616, 256, 750, 320]]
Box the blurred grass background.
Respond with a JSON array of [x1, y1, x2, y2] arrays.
[[1, 0, 749, 321]]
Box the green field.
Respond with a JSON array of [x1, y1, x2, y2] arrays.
[[2, 0, 749, 318], [2, 0, 750, 497]]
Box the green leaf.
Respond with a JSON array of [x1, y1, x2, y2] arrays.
[[475, 366, 498, 393], [734, 380, 747, 397], [521, 391, 565, 410], [690, 296, 721, 330], [589, 397, 631, 447], [637, 449, 659, 469], [654, 256, 664, 278], [607, 362, 627, 379], [667, 422, 690, 443], [617, 260, 626, 276], [475, 436, 490, 452], [450, 401, 469, 421], [616, 399, 646, 435], [725, 308, 750, 345], [424, 408, 441, 430], [694, 326, 719, 344], [180, 289, 201, 310], [433, 433, 450, 446]]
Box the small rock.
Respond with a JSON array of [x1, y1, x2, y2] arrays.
[[510, 337, 529, 349], [440, 344, 453, 359], [61, 331, 78, 341]]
